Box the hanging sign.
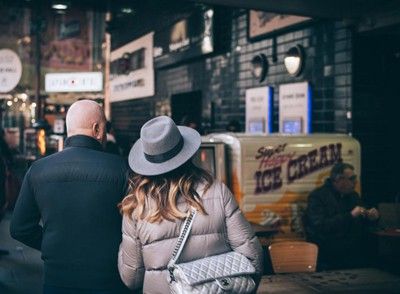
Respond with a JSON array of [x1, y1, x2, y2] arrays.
[[154, 8, 214, 68], [0, 49, 22, 93], [110, 32, 154, 101], [45, 72, 103, 92]]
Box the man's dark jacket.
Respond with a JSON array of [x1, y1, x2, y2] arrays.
[[10, 135, 129, 291], [304, 179, 372, 267]]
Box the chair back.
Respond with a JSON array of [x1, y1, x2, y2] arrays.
[[269, 241, 318, 273], [378, 202, 400, 228]]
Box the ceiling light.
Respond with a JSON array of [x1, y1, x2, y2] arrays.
[[121, 7, 134, 14], [52, 3, 68, 10]]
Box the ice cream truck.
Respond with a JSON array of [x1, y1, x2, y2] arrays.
[[193, 133, 361, 242]]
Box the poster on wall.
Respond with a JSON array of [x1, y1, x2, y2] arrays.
[[279, 82, 312, 134], [41, 10, 93, 71], [248, 11, 311, 40], [110, 32, 154, 102], [245, 86, 273, 134]]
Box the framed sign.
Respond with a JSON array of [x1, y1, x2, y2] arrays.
[[248, 11, 311, 41], [245, 86, 273, 134], [110, 32, 154, 102], [279, 82, 312, 134], [154, 7, 214, 68]]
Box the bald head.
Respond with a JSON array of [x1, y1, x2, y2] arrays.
[[66, 100, 106, 144]]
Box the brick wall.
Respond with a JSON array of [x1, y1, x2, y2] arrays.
[[111, 8, 353, 153]]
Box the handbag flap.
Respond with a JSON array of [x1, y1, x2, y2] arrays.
[[175, 251, 255, 286]]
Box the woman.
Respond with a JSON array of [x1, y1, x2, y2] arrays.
[[1, 127, 14, 256], [118, 116, 263, 293]]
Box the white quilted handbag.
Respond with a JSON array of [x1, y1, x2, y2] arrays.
[[167, 209, 256, 294]]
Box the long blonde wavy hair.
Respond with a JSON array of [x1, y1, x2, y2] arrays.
[[119, 161, 214, 222]]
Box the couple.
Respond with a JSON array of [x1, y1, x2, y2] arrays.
[[10, 100, 263, 294]]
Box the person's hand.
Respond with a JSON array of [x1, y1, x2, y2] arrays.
[[366, 208, 379, 221], [351, 206, 367, 218]]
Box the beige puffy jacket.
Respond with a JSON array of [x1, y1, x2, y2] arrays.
[[118, 180, 264, 293]]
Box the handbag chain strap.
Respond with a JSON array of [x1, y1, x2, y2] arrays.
[[167, 208, 197, 279]]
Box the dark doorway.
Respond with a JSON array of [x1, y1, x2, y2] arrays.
[[171, 91, 202, 133], [353, 27, 400, 204]]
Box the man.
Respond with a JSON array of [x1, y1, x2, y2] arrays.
[[304, 162, 379, 270], [0, 139, 8, 257], [10, 100, 130, 293], [0, 129, 7, 218]]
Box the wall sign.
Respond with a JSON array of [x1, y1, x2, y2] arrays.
[[279, 82, 312, 134], [154, 8, 214, 68], [59, 20, 81, 39], [45, 72, 103, 92], [110, 32, 154, 102], [248, 11, 311, 41], [0, 49, 22, 93], [245, 86, 273, 134]]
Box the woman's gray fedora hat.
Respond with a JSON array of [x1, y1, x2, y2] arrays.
[[128, 116, 201, 176]]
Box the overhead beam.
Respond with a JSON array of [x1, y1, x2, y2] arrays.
[[189, 0, 385, 19]]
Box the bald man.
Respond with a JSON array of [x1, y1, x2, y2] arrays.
[[11, 100, 130, 294]]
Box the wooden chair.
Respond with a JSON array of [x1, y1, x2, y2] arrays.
[[268, 241, 318, 273]]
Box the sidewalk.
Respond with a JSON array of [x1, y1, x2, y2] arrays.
[[0, 212, 43, 294]]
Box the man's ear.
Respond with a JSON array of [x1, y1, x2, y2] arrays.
[[92, 122, 99, 138]]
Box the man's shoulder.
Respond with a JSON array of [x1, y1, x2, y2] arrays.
[[92, 149, 126, 164], [29, 151, 64, 168], [309, 183, 333, 200], [29, 150, 129, 185], [31, 148, 128, 171]]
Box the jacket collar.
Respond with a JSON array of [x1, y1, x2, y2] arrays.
[[64, 135, 103, 151], [325, 178, 353, 198]]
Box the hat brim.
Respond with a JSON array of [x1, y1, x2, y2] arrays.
[[128, 126, 201, 176]]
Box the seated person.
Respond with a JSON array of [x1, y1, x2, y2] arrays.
[[180, 114, 203, 134], [226, 119, 241, 132], [304, 162, 379, 270]]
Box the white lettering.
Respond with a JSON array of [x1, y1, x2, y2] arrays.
[[169, 38, 190, 51]]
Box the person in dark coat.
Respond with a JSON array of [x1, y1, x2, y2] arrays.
[[304, 162, 379, 270], [10, 100, 130, 294], [226, 119, 241, 132], [0, 128, 9, 216], [0, 128, 13, 256]]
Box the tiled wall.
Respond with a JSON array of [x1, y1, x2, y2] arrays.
[[111, 8, 353, 153], [111, 98, 154, 155]]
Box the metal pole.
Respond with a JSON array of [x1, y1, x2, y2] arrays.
[[34, 9, 42, 120], [104, 12, 112, 120]]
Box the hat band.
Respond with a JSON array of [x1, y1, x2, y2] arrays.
[[144, 136, 184, 163]]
